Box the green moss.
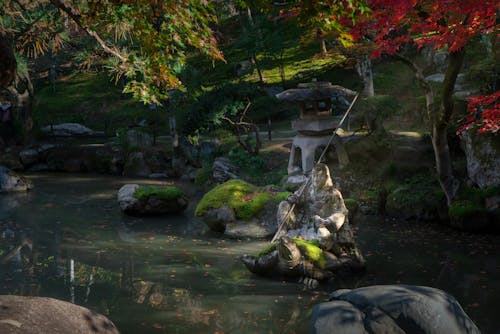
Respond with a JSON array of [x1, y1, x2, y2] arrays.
[[448, 201, 486, 220], [292, 238, 326, 269], [195, 179, 290, 221], [133, 185, 185, 201], [256, 243, 277, 257]]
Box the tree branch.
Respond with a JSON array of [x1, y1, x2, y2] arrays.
[[48, 0, 127, 63]]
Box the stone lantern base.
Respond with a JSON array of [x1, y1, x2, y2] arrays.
[[288, 133, 349, 174]]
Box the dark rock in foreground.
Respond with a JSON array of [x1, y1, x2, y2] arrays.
[[311, 285, 480, 334], [0, 295, 119, 333]]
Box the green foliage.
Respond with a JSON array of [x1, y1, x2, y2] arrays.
[[448, 201, 485, 221], [195, 179, 289, 221], [292, 238, 326, 269], [179, 82, 262, 135], [133, 185, 185, 201], [385, 174, 445, 210], [344, 198, 359, 212], [194, 164, 212, 187], [358, 95, 400, 121]]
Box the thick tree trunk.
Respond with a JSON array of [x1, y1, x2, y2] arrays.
[[0, 35, 16, 88], [432, 48, 465, 205], [355, 56, 374, 97], [394, 51, 464, 205]]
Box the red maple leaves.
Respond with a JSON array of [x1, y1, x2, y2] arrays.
[[458, 91, 500, 135]]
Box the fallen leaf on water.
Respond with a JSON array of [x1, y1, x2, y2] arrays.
[[152, 323, 163, 329]]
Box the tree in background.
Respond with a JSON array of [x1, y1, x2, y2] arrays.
[[0, 0, 70, 143], [342, 0, 498, 204]]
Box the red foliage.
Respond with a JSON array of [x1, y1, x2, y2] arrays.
[[345, 0, 497, 56], [458, 91, 500, 135], [343, 0, 498, 134]]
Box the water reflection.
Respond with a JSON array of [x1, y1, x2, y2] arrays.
[[0, 173, 499, 333]]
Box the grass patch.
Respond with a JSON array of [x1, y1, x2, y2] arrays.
[[133, 185, 185, 201], [292, 238, 326, 269], [448, 201, 486, 220], [195, 179, 290, 221]]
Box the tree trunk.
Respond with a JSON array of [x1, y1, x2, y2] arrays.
[[0, 35, 16, 88], [355, 56, 374, 97], [251, 55, 264, 84], [317, 29, 327, 55], [432, 48, 465, 205], [8, 71, 34, 145]]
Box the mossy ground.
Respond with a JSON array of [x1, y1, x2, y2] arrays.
[[133, 185, 185, 201], [195, 179, 290, 221]]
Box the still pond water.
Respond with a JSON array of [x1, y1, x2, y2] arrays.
[[0, 174, 499, 333]]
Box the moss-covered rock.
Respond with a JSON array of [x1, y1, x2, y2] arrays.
[[195, 179, 290, 238], [117, 184, 188, 216], [448, 186, 500, 232]]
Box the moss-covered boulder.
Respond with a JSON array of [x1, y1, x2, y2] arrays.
[[195, 179, 289, 238], [448, 186, 500, 232], [117, 184, 188, 216]]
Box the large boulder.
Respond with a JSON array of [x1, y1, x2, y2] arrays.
[[0, 166, 32, 193], [311, 285, 480, 334], [461, 130, 500, 189], [195, 179, 289, 238], [19, 149, 39, 166], [212, 157, 239, 184], [0, 295, 119, 334], [41, 123, 93, 136], [117, 184, 188, 216]]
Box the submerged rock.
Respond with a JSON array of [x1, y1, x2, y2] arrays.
[[0, 295, 119, 334], [0, 166, 32, 193], [117, 183, 188, 216], [311, 285, 480, 334]]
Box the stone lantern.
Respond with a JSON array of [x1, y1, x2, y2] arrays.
[[276, 80, 356, 175]]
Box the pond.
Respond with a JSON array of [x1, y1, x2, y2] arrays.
[[0, 174, 499, 333]]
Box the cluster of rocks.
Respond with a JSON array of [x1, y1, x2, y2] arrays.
[[0, 143, 173, 178]]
